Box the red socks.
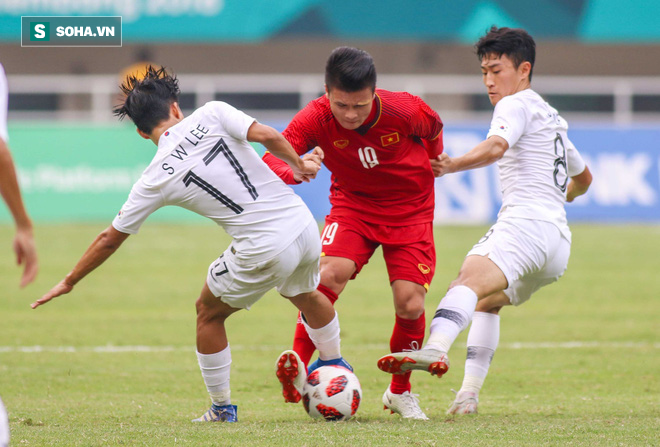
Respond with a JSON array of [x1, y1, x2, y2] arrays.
[[292, 284, 338, 367], [292, 284, 426, 396], [389, 313, 426, 394]]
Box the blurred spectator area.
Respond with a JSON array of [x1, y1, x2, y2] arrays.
[[2, 0, 660, 124], [3, 41, 660, 125]]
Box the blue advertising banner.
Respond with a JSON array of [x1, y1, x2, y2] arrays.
[[293, 125, 660, 224], [561, 127, 660, 222], [1, 123, 659, 224]]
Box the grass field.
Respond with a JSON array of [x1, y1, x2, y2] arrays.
[[1, 223, 658, 446]]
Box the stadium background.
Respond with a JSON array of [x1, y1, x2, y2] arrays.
[[1, 3, 659, 445], [0, 0, 659, 225]]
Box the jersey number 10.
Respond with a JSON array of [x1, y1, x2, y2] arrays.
[[358, 147, 379, 169]]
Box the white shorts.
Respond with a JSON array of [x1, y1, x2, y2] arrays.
[[467, 217, 570, 306], [206, 220, 321, 309]]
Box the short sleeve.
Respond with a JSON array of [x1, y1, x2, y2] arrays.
[[0, 64, 8, 143], [282, 102, 320, 155], [207, 101, 255, 141], [112, 180, 164, 234], [487, 97, 526, 148], [565, 136, 586, 177], [410, 96, 444, 157]]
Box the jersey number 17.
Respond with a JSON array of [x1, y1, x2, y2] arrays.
[[182, 138, 259, 214]]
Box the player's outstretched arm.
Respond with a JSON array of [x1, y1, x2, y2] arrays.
[[0, 139, 38, 287], [31, 226, 130, 309], [248, 122, 321, 182], [566, 165, 593, 203], [433, 136, 508, 177]]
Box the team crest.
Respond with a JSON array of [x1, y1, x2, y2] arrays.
[[381, 132, 400, 147], [418, 263, 431, 274], [333, 139, 349, 149]]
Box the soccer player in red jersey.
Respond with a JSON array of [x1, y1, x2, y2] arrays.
[[265, 47, 444, 420]]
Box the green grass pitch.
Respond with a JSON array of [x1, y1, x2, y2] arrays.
[[1, 223, 658, 446]]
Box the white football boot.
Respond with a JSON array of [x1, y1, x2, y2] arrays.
[[382, 386, 429, 421], [447, 390, 478, 415], [377, 348, 450, 378]]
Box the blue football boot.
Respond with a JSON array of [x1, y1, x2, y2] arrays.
[[192, 404, 238, 422], [307, 357, 353, 374]]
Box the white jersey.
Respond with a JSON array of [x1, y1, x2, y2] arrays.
[[487, 89, 586, 241], [0, 63, 8, 143], [112, 101, 314, 263]]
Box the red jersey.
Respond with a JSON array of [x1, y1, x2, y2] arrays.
[[263, 89, 443, 225]]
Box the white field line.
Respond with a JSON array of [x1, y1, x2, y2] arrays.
[[0, 341, 657, 354]]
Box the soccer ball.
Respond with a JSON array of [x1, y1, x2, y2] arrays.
[[302, 365, 361, 421]]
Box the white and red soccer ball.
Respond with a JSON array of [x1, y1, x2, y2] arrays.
[[302, 365, 362, 421]]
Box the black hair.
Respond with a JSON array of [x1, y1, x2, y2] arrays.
[[325, 46, 377, 93], [113, 65, 180, 134], [475, 26, 536, 81]]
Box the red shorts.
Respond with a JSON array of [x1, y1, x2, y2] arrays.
[[320, 214, 436, 289]]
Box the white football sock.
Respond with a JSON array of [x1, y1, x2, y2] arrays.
[[302, 311, 341, 361], [461, 311, 500, 395], [197, 346, 232, 406], [425, 285, 478, 353]]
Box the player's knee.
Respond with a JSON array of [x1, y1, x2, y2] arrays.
[[448, 277, 467, 290], [319, 270, 350, 294], [393, 294, 425, 319], [395, 305, 424, 320], [449, 274, 489, 298], [195, 297, 229, 324]]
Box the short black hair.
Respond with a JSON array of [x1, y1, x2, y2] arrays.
[[325, 46, 377, 93], [113, 65, 180, 134], [475, 26, 536, 81]]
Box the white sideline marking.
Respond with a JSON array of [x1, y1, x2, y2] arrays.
[[0, 345, 188, 353], [0, 341, 657, 354], [504, 341, 659, 349]]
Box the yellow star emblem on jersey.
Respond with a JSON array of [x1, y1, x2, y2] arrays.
[[381, 132, 400, 147], [334, 139, 349, 149]]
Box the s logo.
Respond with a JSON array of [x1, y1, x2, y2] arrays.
[[30, 22, 50, 41]]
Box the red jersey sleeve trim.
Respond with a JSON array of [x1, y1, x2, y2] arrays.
[[429, 127, 443, 141], [262, 151, 301, 185]]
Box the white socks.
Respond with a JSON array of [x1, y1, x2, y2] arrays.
[[461, 311, 500, 395], [195, 313, 340, 407], [197, 346, 232, 406], [426, 285, 478, 352], [302, 311, 341, 361]]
